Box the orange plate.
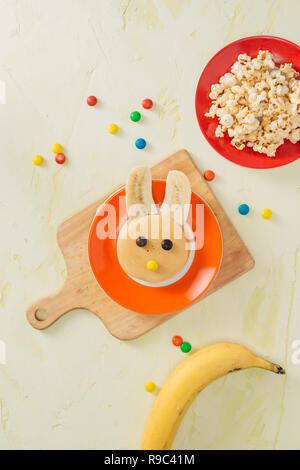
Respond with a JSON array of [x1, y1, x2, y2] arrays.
[[88, 181, 223, 315]]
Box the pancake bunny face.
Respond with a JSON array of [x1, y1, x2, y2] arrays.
[[117, 167, 192, 284]]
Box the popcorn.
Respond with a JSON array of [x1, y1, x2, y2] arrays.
[[215, 125, 225, 138], [220, 73, 237, 88], [290, 129, 300, 143], [205, 50, 300, 157], [220, 114, 234, 128], [209, 83, 224, 100], [276, 85, 289, 96]]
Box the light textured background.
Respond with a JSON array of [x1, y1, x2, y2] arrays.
[[0, 0, 299, 450]]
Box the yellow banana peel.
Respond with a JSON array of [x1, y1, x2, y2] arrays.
[[141, 343, 285, 450]]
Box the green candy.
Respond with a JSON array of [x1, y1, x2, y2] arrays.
[[130, 111, 141, 122], [181, 342, 192, 353]]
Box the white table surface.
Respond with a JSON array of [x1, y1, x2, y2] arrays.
[[0, 0, 299, 450]]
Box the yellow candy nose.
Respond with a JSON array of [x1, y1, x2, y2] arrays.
[[147, 260, 159, 272]]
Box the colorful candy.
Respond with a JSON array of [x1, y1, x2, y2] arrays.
[[87, 96, 98, 107], [147, 260, 158, 271], [261, 208, 273, 219], [204, 170, 215, 181], [135, 138, 146, 149], [33, 155, 44, 166], [172, 336, 183, 347], [238, 204, 250, 215], [145, 382, 156, 393], [161, 239, 173, 251], [142, 99, 153, 109], [107, 123, 119, 134], [180, 342, 192, 353], [52, 143, 63, 154], [55, 153, 66, 165], [130, 111, 141, 122], [136, 236, 147, 247]]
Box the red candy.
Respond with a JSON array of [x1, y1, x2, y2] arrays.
[[142, 98, 153, 109], [204, 170, 215, 181], [87, 96, 98, 107], [55, 153, 66, 165], [172, 336, 183, 347]]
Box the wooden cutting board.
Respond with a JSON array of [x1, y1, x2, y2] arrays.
[[27, 150, 254, 339]]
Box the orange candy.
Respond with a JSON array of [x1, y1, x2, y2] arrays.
[[172, 335, 183, 347], [142, 99, 153, 109], [204, 170, 215, 181]]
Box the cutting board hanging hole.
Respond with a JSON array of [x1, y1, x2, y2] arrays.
[[35, 309, 47, 321]]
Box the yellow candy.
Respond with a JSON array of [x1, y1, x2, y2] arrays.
[[145, 382, 156, 393], [107, 123, 119, 134], [33, 155, 44, 166], [261, 208, 273, 220], [52, 143, 63, 154], [147, 260, 158, 272]]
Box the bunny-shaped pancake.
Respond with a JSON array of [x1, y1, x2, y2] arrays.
[[117, 167, 192, 284]]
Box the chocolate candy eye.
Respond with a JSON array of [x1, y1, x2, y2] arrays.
[[136, 236, 147, 247], [161, 239, 173, 251]]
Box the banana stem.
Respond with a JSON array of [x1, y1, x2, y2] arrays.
[[254, 357, 285, 374]]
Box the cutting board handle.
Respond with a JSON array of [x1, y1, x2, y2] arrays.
[[26, 285, 79, 330]]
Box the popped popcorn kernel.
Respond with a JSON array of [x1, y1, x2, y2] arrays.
[[205, 50, 300, 157]]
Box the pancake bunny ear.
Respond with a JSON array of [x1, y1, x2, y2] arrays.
[[126, 167, 158, 218], [160, 170, 191, 225]]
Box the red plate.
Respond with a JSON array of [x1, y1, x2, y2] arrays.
[[195, 36, 300, 169], [88, 181, 223, 315]]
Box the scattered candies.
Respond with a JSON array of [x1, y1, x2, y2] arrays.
[[204, 170, 215, 181], [107, 123, 119, 134], [142, 98, 153, 110], [238, 204, 250, 215], [55, 153, 66, 165], [87, 96, 98, 107], [261, 208, 273, 219], [145, 381, 156, 393], [181, 342, 192, 354], [130, 111, 141, 122], [135, 138, 146, 149], [52, 143, 63, 154], [172, 336, 183, 347], [147, 260, 158, 271], [33, 155, 44, 166]]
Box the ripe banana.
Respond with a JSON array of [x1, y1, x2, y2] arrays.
[[141, 343, 284, 450], [160, 170, 191, 224], [126, 167, 157, 218]]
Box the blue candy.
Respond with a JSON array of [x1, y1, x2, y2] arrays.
[[135, 138, 146, 149], [238, 204, 250, 215]]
